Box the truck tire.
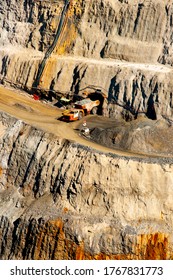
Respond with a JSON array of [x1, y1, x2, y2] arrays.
[[91, 106, 98, 115], [78, 112, 83, 120]]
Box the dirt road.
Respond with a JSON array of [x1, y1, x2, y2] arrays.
[[0, 85, 170, 159], [56, 55, 173, 73]]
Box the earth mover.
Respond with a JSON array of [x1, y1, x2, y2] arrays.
[[62, 98, 100, 121], [62, 108, 85, 121]]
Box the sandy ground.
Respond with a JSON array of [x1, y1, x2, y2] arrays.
[[0, 85, 136, 157], [0, 85, 172, 159]]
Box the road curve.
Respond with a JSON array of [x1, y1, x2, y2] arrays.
[[0, 85, 172, 160]]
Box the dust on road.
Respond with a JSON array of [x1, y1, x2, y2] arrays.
[[0, 85, 172, 159], [0, 85, 132, 157]]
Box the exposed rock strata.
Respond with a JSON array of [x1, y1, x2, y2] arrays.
[[1, 0, 173, 260], [1, 51, 173, 120], [0, 112, 173, 259], [1, 0, 173, 63], [0, 0, 65, 51], [1, 1, 173, 120]]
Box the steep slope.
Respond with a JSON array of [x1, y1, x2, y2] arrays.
[[1, 0, 173, 120], [1, 0, 173, 260], [1, 0, 172, 62], [1, 111, 173, 260]]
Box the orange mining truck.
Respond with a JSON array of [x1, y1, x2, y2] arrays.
[[62, 98, 100, 121]]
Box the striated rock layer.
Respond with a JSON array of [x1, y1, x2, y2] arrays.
[[1, 0, 173, 63], [1, 1, 173, 120], [1, 0, 173, 260], [0, 111, 173, 259]]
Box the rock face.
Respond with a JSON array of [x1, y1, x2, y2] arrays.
[[1, 0, 173, 120], [1, 0, 173, 62], [1, 0, 173, 260], [0, 0, 65, 51], [0, 111, 173, 260]]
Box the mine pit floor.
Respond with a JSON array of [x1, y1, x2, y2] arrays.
[[0, 84, 173, 159]]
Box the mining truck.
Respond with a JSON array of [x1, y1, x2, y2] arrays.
[[62, 108, 85, 121], [62, 98, 100, 121]]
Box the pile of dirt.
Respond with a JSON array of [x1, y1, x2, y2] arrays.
[[90, 116, 173, 156]]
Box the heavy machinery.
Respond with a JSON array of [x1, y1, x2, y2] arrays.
[[61, 98, 100, 121], [75, 98, 100, 114], [62, 108, 85, 121]]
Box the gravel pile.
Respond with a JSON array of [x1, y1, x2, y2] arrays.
[[90, 116, 173, 156]]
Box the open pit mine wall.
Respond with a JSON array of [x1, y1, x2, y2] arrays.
[[1, 0, 173, 119], [0, 111, 173, 260]]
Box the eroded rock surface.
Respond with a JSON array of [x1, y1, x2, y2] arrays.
[[1, 0, 173, 260], [1, 0, 173, 120], [0, 112, 173, 259]]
